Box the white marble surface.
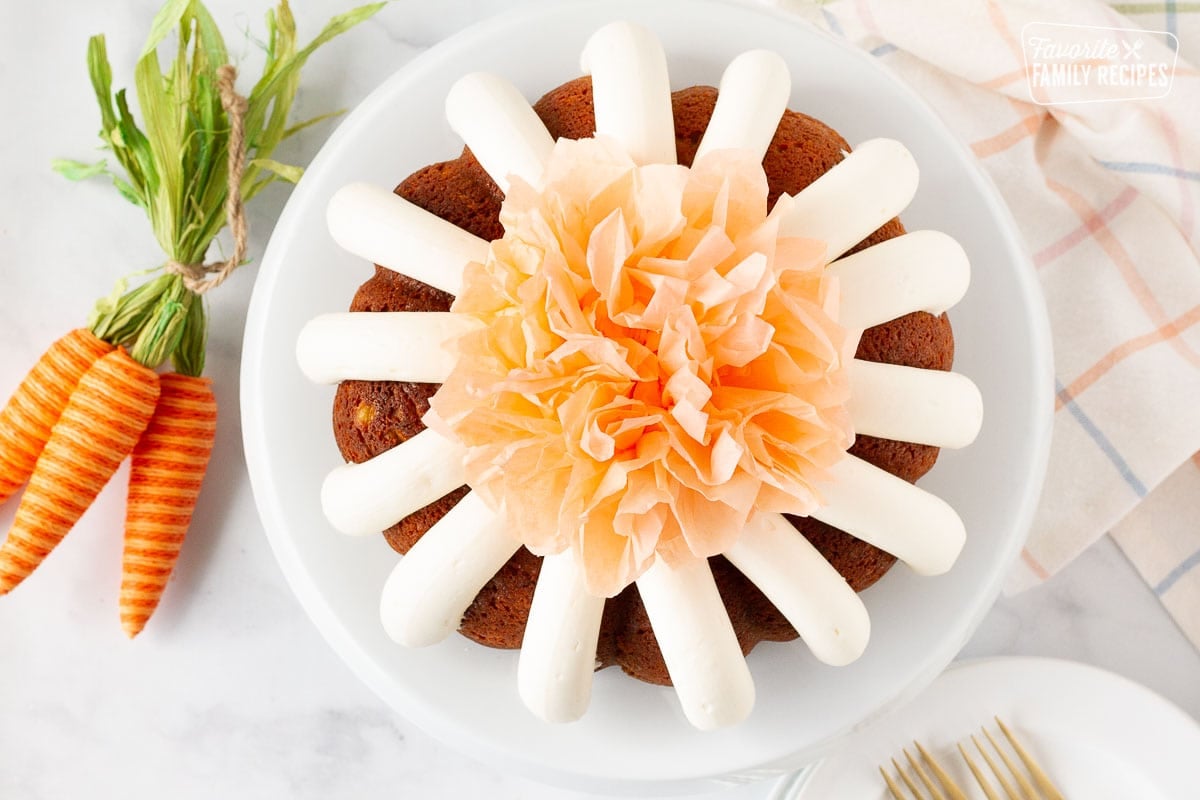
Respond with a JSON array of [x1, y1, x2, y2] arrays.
[[1, 1, 1197, 798]]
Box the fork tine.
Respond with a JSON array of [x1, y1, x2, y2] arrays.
[[996, 718, 1066, 800], [958, 741, 1003, 800], [972, 733, 1022, 800], [915, 741, 969, 800], [904, 747, 946, 800], [893, 756, 926, 799], [983, 727, 1039, 800], [880, 766, 911, 800]]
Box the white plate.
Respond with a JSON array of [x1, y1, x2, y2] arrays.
[[240, 0, 1054, 794], [794, 657, 1200, 799]]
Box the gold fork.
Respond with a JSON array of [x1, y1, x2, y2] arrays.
[[879, 717, 1065, 800]]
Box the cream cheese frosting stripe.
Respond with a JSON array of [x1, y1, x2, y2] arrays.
[[518, 547, 606, 723], [326, 182, 489, 296], [779, 138, 919, 262], [445, 72, 555, 193], [321, 428, 467, 537], [636, 555, 756, 730], [380, 492, 521, 647], [296, 312, 482, 385], [724, 512, 870, 667], [810, 454, 966, 576], [848, 360, 984, 450], [580, 21, 677, 166], [829, 230, 970, 332], [694, 50, 791, 163]]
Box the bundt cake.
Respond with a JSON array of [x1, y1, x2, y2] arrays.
[[297, 22, 981, 731]]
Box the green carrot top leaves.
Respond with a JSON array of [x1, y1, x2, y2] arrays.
[[54, 0, 384, 375]]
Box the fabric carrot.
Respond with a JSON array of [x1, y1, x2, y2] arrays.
[[0, 349, 159, 594], [120, 374, 216, 637], [0, 329, 112, 505], [0, 1, 380, 629]]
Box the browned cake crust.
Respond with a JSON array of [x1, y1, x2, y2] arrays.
[[331, 77, 955, 685]]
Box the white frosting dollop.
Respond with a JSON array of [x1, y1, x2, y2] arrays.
[[380, 492, 520, 647], [635, 555, 756, 730], [321, 428, 466, 537], [695, 49, 791, 163], [326, 182, 489, 296], [518, 547, 605, 724], [810, 454, 966, 576], [296, 312, 481, 385], [724, 512, 870, 666], [848, 359, 983, 449], [780, 138, 919, 261], [445, 72, 555, 193], [580, 21, 676, 166], [829, 229, 970, 332]]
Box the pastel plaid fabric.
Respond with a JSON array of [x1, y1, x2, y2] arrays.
[[767, 0, 1200, 646]]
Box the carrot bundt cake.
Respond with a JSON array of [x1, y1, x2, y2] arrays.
[[297, 21, 981, 730]]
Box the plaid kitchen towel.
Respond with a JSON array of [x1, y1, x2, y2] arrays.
[[765, 0, 1200, 646]]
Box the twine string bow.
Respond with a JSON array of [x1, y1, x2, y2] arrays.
[[165, 64, 249, 295]]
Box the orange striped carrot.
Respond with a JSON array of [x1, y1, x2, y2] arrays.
[[120, 373, 216, 637], [0, 329, 113, 505], [0, 348, 160, 594]]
